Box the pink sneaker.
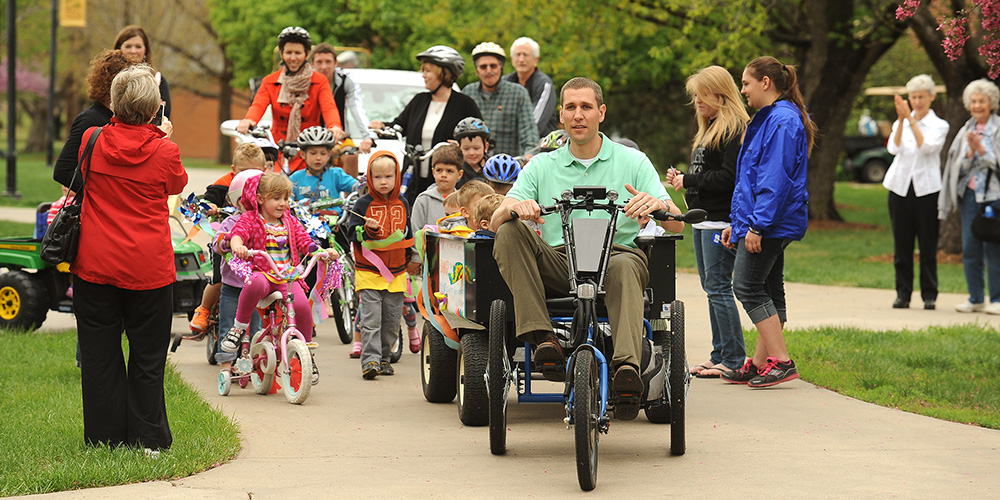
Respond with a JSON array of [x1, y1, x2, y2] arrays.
[[349, 341, 362, 358], [408, 326, 421, 353]]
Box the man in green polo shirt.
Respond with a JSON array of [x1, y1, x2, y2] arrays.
[[489, 77, 684, 420]]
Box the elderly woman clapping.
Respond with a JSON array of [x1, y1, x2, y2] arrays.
[[883, 74, 950, 310], [940, 79, 1000, 314]]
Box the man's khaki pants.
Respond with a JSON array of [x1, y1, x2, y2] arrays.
[[492, 220, 649, 368]]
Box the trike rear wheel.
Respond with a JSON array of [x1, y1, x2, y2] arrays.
[[421, 322, 457, 403], [668, 300, 687, 456], [457, 331, 489, 426], [488, 300, 510, 455]]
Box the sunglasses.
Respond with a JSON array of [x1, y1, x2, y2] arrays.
[[477, 63, 500, 70]]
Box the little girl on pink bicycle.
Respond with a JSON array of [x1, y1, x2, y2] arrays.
[[219, 171, 339, 384]]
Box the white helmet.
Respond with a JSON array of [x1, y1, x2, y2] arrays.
[[227, 169, 264, 208], [471, 42, 506, 65]]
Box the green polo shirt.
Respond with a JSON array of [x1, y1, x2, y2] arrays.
[[507, 133, 671, 248]]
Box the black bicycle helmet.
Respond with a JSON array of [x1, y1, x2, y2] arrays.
[[483, 154, 521, 184], [416, 45, 465, 82], [278, 26, 312, 52], [453, 117, 491, 142]]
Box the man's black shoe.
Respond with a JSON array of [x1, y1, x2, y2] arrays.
[[892, 298, 909, 309]]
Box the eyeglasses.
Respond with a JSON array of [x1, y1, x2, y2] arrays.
[[477, 63, 500, 70]]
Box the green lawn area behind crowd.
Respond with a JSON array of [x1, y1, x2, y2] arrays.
[[0, 153, 224, 209]]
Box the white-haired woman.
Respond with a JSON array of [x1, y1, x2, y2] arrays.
[[940, 78, 1000, 314], [72, 64, 186, 453], [883, 74, 950, 310]]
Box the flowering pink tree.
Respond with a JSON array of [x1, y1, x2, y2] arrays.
[[897, 0, 1000, 77], [0, 60, 48, 97]]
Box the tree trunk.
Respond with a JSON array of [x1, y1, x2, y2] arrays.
[[216, 57, 234, 165], [910, 3, 989, 254], [20, 99, 49, 153], [777, 0, 909, 220]]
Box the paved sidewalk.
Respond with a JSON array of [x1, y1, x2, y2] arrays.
[[7, 172, 1000, 498]]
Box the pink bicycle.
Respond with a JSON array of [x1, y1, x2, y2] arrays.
[[218, 250, 335, 404]]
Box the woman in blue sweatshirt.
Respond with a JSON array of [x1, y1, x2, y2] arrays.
[[720, 56, 813, 388]]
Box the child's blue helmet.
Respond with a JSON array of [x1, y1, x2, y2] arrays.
[[483, 154, 521, 184]]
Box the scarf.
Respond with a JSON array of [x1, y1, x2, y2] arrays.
[[277, 62, 314, 142]]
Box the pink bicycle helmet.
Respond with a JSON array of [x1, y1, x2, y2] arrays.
[[227, 169, 264, 209]]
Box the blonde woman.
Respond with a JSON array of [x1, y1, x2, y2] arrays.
[[666, 66, 749, 378]]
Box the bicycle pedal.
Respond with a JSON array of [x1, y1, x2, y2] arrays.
[[306, 342, 319, 349]]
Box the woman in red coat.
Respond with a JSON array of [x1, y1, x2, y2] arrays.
[[237, 26, 342, 171], [67, 64, 187, 454]]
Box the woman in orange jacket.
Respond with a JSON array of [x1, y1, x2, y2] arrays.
[[237, 26, 342, 171]]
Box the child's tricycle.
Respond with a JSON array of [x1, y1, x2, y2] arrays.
[[417, 186, 704, 490]]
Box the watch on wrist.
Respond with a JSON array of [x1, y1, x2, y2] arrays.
[[748, 226, 762, 236]]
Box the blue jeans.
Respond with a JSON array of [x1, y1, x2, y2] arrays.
[[960, 187, 1000, 304], [692, 228, 745, 369], [216, 283, 263, 364], [733, 237, 790, 325]]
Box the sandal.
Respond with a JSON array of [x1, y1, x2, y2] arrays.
[[689, 361, 714, 375], [695, 363, 734, 379]]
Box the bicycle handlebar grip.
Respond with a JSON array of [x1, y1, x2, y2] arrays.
[[650, 209, 670, 221]]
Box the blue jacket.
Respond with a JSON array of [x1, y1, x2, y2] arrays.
[[290, 167, 359, 204], [729, 99, 809, 242]]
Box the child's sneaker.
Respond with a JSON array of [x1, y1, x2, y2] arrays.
[[379, 361, 395, 376], [189, 306, 211, 332], [721, 358, 759, 385], [349, 341, 362, 358], [748, 357, 799, 388], [311, 354, 320, 385], [220, 327, 245, 353], [362, 360, 379, 380], [408, 326, 421, 353]]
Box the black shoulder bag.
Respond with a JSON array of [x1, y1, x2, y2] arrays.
[[41, 127, 102, 265], [971, 169, 1000, 243]]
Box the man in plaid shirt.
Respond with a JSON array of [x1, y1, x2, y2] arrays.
[[462, 42, 539, 157]]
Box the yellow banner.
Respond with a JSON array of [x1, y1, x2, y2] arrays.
[[59, 0, 86, 28]]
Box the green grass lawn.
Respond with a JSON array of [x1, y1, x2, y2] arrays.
[[0, 153, 226, 209], [0, 221, 37, 237], [672, 181, 967, 293], [0, 330, 240, 496], [747, 324, 1000, 429]]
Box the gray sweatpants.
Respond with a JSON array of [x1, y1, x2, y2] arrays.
[[358, 288, 404, 365]]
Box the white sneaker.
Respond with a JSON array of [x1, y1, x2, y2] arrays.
[[986, 303, 1000, 315], [955, 300, 986, 313]]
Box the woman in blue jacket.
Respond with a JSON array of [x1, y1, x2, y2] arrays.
[[720, 56, 813, 388]]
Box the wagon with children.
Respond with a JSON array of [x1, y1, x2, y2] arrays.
[[415, 185, 700, 490]]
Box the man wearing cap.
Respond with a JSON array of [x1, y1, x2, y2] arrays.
[[503, 37, 558, 137], [462, 42, 538, 157]]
